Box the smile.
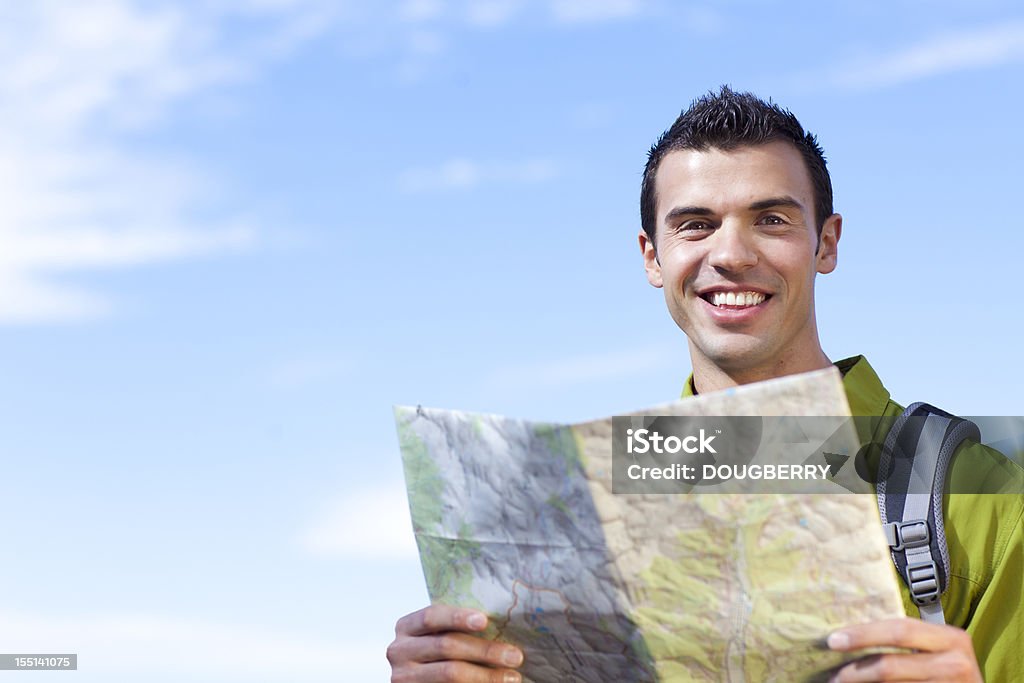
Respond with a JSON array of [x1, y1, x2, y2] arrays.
[[701, 291, 769, 308]]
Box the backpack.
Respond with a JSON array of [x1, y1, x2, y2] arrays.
[[876, 402, 981, 625]]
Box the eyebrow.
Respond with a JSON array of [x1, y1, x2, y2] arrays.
[[747, 196, 804, 212], [663, 205, 714, 222], [663, 196, 806, 223]]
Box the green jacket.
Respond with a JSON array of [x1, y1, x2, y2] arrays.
[[683, 356, 1024, 681]]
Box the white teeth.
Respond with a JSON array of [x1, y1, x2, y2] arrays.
[[710, 291, 765, 308]]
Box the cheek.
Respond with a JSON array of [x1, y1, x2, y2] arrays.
[[665, 268, 698, 299], [768, 249, 818, 287], [659, 251, 702, 289]]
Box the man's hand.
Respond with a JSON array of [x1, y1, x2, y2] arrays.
[[387, 604, 525, 683], [827, 618, 982, 682]]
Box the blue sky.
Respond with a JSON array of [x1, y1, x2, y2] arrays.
[[1, 1, 1023, 680]]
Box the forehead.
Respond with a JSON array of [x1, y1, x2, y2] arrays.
[[653, 141, 814, 219]]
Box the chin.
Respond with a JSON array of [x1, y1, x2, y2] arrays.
[[702, 341, 775, 373], [704, 334, 767, 357]]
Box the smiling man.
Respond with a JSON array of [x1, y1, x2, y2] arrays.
[[639, 139, 838, 392], [387, 88, 1022, 683]]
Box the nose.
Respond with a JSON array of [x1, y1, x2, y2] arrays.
[[707, 222, 758, 272]]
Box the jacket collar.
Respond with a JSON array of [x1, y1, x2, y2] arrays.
[[681, 355, 891, 417]]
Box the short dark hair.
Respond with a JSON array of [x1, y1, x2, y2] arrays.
[[640, 86, 833, 243]]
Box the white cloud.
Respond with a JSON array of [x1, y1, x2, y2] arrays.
[[0, 2, 246, 133], [398, 157, 560, 192], [300, 483, 419, 560], [0, 0, 334, 325], [402, 158, 482, 190], [0, 274, 111, 324], [390, 0, 662, 79], [830, 22, 1024, 89], [233, 0, 344, 60], [0, 224, 255, 272], [549, 0, 646, 23], [465, 0, 527, 27], [0, 610, 384, 681], [0, 223, 254, 324], [398, 0, 446, 23]]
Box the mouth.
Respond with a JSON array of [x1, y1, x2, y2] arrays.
[[699, 290, 771, 309]]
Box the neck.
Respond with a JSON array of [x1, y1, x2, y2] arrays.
[[690, 348, 833, 395]]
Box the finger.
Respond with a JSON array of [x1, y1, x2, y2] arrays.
[[836, 650, 981, 683], [411, 660, 522, 683], [397, 605, 489, 637], [827, 618, 972, 654], [831, 653, 931, 681], [400, 632, 524, 669]]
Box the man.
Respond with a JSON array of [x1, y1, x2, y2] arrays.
[[388, 87, 1022, 682]]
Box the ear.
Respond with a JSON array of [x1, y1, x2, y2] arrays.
[[639, 229, 663, 288], [815, 213, 841, 275]]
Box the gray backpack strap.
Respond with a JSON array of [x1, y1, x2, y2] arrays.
[[876, 402, 980, 624]]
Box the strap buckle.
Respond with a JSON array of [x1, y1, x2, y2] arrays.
[[906, 559, 941, 605], [883, 520, 930, 551]]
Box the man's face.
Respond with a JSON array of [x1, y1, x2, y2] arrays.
[[640, 141, 841, 381]]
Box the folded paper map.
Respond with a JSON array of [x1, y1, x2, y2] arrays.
[[395, 367, 904, 682]]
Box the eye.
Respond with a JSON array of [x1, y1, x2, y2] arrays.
[[678, 220, 715, 233], [669, 220, 716, 241], [757, 214, 795, 232]]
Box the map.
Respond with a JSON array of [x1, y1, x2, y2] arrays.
[[395, 367, 905, 682]]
